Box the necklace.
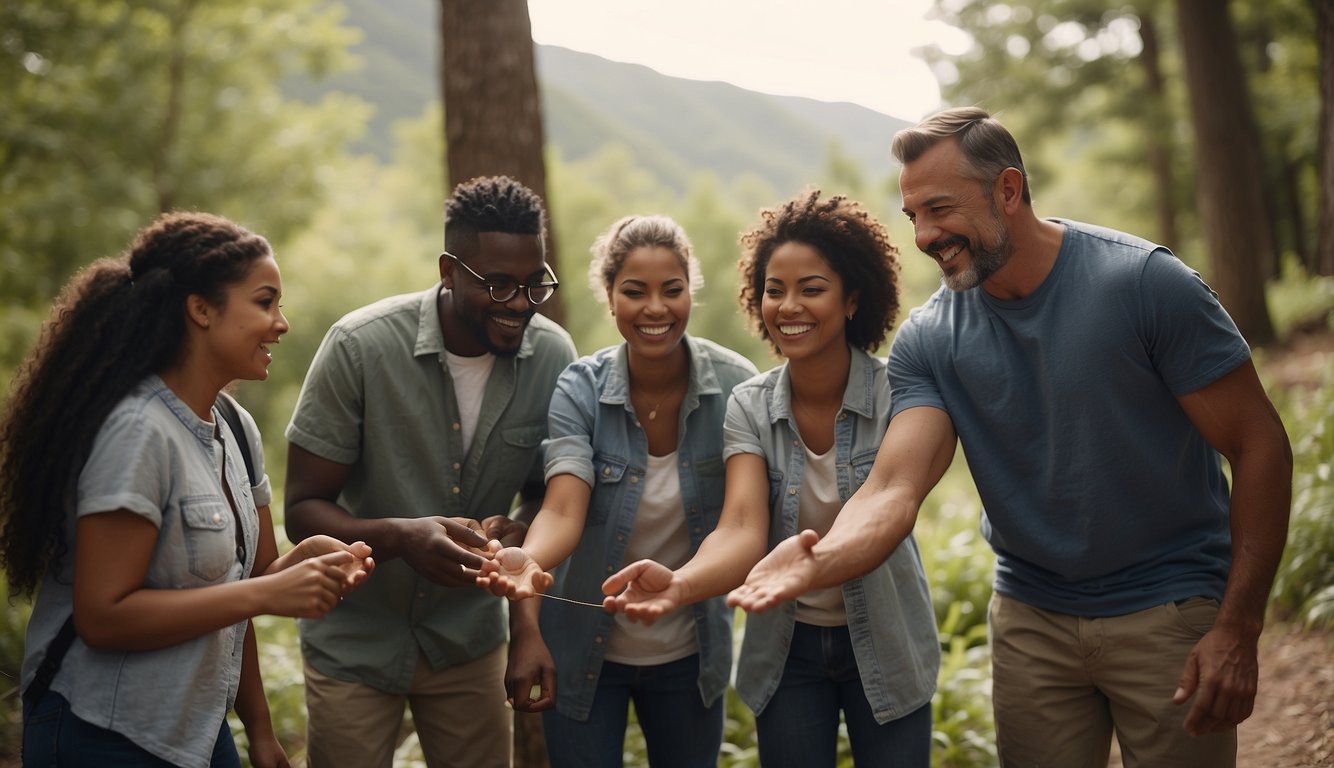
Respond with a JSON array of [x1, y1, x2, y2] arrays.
[[640, 378, 687, 421]]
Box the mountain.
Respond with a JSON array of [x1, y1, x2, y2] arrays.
[[295, 0, 913, 194]]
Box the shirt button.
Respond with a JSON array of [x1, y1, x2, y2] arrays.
[[452, 486, 460, 494], [788, 487, 798, 495], [452, 462, 461, 471], [603, 467, 612, 477], [606, 565, 614, 573], [452, 422, 461, 431], [629, 476, 639, 485], [587, 672, 596, 680], [837, 412, 847, 421], [616, 533, 626, 542], [792, 439, 799, 447], [594, 635, 603, 644], [680, 460, 690, 468], [212, 513, 222, 523]]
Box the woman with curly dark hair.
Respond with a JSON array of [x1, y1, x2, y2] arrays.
[[1, 211, 373, 768], [604, 190, 939, 766]]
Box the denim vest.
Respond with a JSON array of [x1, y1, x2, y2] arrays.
[[540, 335, 757, 721], [726, 347, 940, 724]]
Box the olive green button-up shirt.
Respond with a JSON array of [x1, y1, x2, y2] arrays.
[[287, 284, 576, 693]]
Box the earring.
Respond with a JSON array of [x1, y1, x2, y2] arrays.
[[846, 311, 854, 320]]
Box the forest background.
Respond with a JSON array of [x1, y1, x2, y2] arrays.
[[2, 0, 1332, 766]]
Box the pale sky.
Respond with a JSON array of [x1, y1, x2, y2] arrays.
[[527, 0, 972, 121]]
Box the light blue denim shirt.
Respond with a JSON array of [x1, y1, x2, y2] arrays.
[[22, 376, 261, 768], [540, 335, 757, 721], [725, 347, 940, 724]]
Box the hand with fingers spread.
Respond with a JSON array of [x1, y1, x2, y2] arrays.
[[397, 516, 493, 587], [727, 529, 822, 614], [1172, 624, 1260, 735], [476, 547, 553, 599], [601, 559, 686, 625]]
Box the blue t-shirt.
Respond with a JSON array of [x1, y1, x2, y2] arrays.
[[888, 220, 1251, 616]]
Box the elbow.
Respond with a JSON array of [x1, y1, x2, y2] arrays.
[[73, 611, 122, 650], [283, 501, 314, 543]]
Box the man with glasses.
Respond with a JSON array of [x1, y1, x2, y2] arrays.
[[285, 176, 577, 768]]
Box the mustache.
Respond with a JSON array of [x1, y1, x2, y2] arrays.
[[926, 235, 968, 257]]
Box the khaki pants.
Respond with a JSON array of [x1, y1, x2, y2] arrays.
[[989, 592, 1236, 768], [304, 644, 512, 768]]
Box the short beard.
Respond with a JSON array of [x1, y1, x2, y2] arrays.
[[942, 204, 1012, 292]]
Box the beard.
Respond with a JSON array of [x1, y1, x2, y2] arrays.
[[937, 205, 1014, 293]]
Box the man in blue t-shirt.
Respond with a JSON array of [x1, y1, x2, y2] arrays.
[[728, 107, 1293, 766]]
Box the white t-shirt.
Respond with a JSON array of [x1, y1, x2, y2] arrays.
[[444, 350, 496, 456], [604, 451, 699, 664], [795, 445, 847, 626]]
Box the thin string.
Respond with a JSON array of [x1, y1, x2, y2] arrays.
[[541, 593, 607, 608]]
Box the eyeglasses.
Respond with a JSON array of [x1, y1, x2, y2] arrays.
[[443, 251, 559, 305]]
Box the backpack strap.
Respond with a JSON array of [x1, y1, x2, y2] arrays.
[[214, 392, 258, 488], [21, 615, 76, 719]]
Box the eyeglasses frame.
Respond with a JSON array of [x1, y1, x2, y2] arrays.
[[442, 250, 560, 305]]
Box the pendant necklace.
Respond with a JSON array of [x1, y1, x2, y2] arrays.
[[643, 379, 687, 421]]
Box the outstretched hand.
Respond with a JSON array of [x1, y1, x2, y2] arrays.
[[601, 559, 684, 625], [727, 529, 821, 614], [476, 547, 553, 599], [398, 516, 495, 587], [1172, 624, 1260, 735]]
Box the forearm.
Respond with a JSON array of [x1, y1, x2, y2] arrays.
[[234, 623, 276, 744], [807, 486, 919, 590], [1215, 443, 1293, 638], [77, 577, 269, 651], [522, 509, 586, 572], [673, 522, 770, 604], [286, 499, 403, 559]]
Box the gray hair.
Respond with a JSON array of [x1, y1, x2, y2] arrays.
[[891, 106, 1031, 205]]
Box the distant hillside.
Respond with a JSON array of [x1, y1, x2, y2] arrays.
[[292, 0, 912, 194]]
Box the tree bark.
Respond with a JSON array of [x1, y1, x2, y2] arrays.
[[440, 0, 564, 325], [1317, 0, 1334, 275], [1137, 11, 1180, 251], [1176, 0, 1277, 345]]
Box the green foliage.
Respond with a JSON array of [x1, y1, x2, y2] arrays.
[[1264, 348, 1334, 629], [0, 0, 370, 372]]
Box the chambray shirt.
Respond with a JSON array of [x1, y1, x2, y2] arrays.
[[540, 335, 757, 721], [22, 376, 262, 768], [727, 347, 940, 724], [287, 284, 576, 693]]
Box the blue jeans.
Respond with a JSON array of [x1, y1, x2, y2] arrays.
[[756, 622, 932, 768], [542, 653, 723, 768], [23, 690, 240, 767]]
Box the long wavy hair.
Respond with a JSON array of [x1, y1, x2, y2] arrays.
[[0, 211, 271, 599]]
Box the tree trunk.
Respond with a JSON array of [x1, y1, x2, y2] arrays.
[[1317, 0, 1334, 275], [1176, 0, 1277, 345], [440, 0, 564, 326], [1137, 11, 1180, 251]]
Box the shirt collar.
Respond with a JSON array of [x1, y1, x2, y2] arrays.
[[770, 345, 878, 423], [416, 283, 536, 360]]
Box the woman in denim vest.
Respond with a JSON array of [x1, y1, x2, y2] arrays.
[[477, 215, 756, 768], [1, 212, 372, 768], [604, 191, 940, 767]]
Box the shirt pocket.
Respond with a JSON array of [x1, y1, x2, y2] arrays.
[[179, 496, 237, 583], [692, 455, 726, 527], [851, 448, 879, 489], [588, 454, 629, 526], [500, 422, 545, 477]]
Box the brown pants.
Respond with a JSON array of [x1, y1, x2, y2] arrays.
[[304, 644, 512, 768], [990, 593, 1236, 767]]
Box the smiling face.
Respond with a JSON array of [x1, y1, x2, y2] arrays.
[[440, 231, 549, 357], [761, 242, 856, 363], [609, 245, 691, 360], [206, 254, 288, 381], [900, 139, 1014, 292]]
